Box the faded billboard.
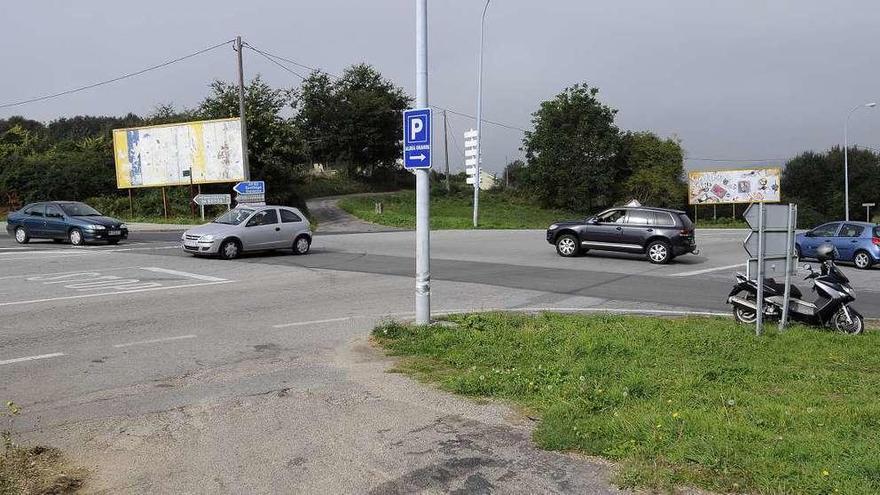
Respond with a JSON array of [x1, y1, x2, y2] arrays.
[[688, 168, 781, 204], [112, 118, 244, 189]]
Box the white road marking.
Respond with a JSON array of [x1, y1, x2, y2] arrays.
[[0, 280, 232, 307], [0, 247, 30, 251], [0, 266, 141, 281], [0, 352, 65, 366], [668, 264, 743, 277], [0, 244, 180, 261], [140, 267, 227, 282], [273, 316, 354, 328], [113, 334, 197, 348]]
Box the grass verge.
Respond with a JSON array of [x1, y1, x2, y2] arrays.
[[338, 191, 575, 229], [373, 312, 880, 494]]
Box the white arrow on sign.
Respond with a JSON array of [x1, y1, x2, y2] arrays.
[[193, 194, 231, 206], [411, 154, 426, 161]]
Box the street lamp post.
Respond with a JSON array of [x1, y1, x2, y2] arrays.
[[843, 102, 876, 221], [473, 0, 490, 228]]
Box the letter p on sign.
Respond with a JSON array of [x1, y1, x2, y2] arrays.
[[410, 118, 423, 141]]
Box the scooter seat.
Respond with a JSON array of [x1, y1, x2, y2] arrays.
[[765, 278, 803, 299]]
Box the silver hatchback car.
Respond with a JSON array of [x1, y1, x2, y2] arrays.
[[182, 205, 312, 259]]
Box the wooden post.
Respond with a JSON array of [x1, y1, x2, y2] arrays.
[[161, 187, 168, 220], [128, 189, 133, 218]]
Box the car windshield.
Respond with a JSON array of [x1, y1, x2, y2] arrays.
[[213, 208, 254, 225], [59, 202, 101, 216]]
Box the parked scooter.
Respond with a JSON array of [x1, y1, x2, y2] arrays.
[[727, 243, 864, 334]]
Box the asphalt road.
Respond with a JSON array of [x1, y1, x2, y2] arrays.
[[0, 226, 877, 493]]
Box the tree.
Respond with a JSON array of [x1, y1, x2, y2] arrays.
[[294, 64, 411, 177], [197, 75, 306, 206], [783, 146, 880, 225], [616, 132, 686, 208], [521, 84, 621, 212], [501, 159, 526, 189]]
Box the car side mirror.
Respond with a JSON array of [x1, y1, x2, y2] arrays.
[[586, 217, 598, 225]]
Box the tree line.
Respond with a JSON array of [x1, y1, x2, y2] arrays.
[[1, 69, 875, 224]]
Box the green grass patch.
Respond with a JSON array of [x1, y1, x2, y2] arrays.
[[373, 313, 880, 494], [338, 190, 576, 229], [696, 218, 749, 229]]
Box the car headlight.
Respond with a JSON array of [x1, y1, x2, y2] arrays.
[[88, 224, 106, 230], [199, 235, 215, 242], [549, 224, 559, 230], [119, 223, 128, 229]]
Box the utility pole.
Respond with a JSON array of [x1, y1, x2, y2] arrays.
[[235, 36, 251, 181], [414, 0, 431, 324], [474, 0, 490, 228], [443, 109, 450, 193]]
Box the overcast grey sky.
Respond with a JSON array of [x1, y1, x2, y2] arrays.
[[2, 0, 880, 174]]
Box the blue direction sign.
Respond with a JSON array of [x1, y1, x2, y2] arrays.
[[403, 108, 432, 169], [233, 181, 265, 195]]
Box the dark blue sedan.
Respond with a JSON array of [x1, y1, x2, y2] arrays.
[[5, 201, 128, 246], [796, 221, 880, 270]]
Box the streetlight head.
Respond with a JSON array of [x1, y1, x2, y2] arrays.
[[866, 102, 877, 108]]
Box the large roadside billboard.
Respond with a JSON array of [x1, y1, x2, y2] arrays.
[[688, 168, 781, 204], [112, 117, 245, 189]]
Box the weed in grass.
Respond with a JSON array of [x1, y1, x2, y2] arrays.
[[373, 313, 880, 494]]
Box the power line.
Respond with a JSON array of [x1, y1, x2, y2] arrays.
[[0, 39, 235, 110], [242, 44, 309, 80], [243, 43, 530, 133], [243, 43, 340, 79]]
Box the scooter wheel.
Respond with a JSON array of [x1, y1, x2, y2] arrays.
[[832, 308, 864, 335], [732, 293, 758, 325]]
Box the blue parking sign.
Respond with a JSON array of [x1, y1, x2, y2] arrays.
[[403, 108, 432, 169]]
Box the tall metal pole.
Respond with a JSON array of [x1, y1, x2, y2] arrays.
[[844, 102, 877, 221], [779, 203, 795, 331], [755, 202, 765, 336], [235, 36, 251, 181], [414, 0, 431, 324], [473, 0, 490, 228], [443, 109, 450, 193]]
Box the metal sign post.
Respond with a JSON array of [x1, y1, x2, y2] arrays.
[[755, 203, 765, 335], [779, 204, 797, 330], [864, 202, 876, 221], [743, 202, 798, 335], [412, 0, 431, 325]]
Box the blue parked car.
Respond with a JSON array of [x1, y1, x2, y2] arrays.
[[796, 221, 880, 270], [5, 201, 128, 246]]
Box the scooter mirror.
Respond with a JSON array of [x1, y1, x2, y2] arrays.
[[803, 264, 812, 271]]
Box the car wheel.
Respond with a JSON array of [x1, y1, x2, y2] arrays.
[[293, 235, 311, 255], [646, 240, 672, 264], [854, 250, 873, 270], [555, 234, 579, 257], [69, 228, 84, 246], [219, 239, 240, 260], [14, 227, 30, 244]]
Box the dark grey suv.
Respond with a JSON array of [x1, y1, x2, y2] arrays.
[[546, 207, 697, 264]]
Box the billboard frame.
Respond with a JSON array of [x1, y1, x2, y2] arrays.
[[687, 167, 782, 205], [112, 117, 245, 189]]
